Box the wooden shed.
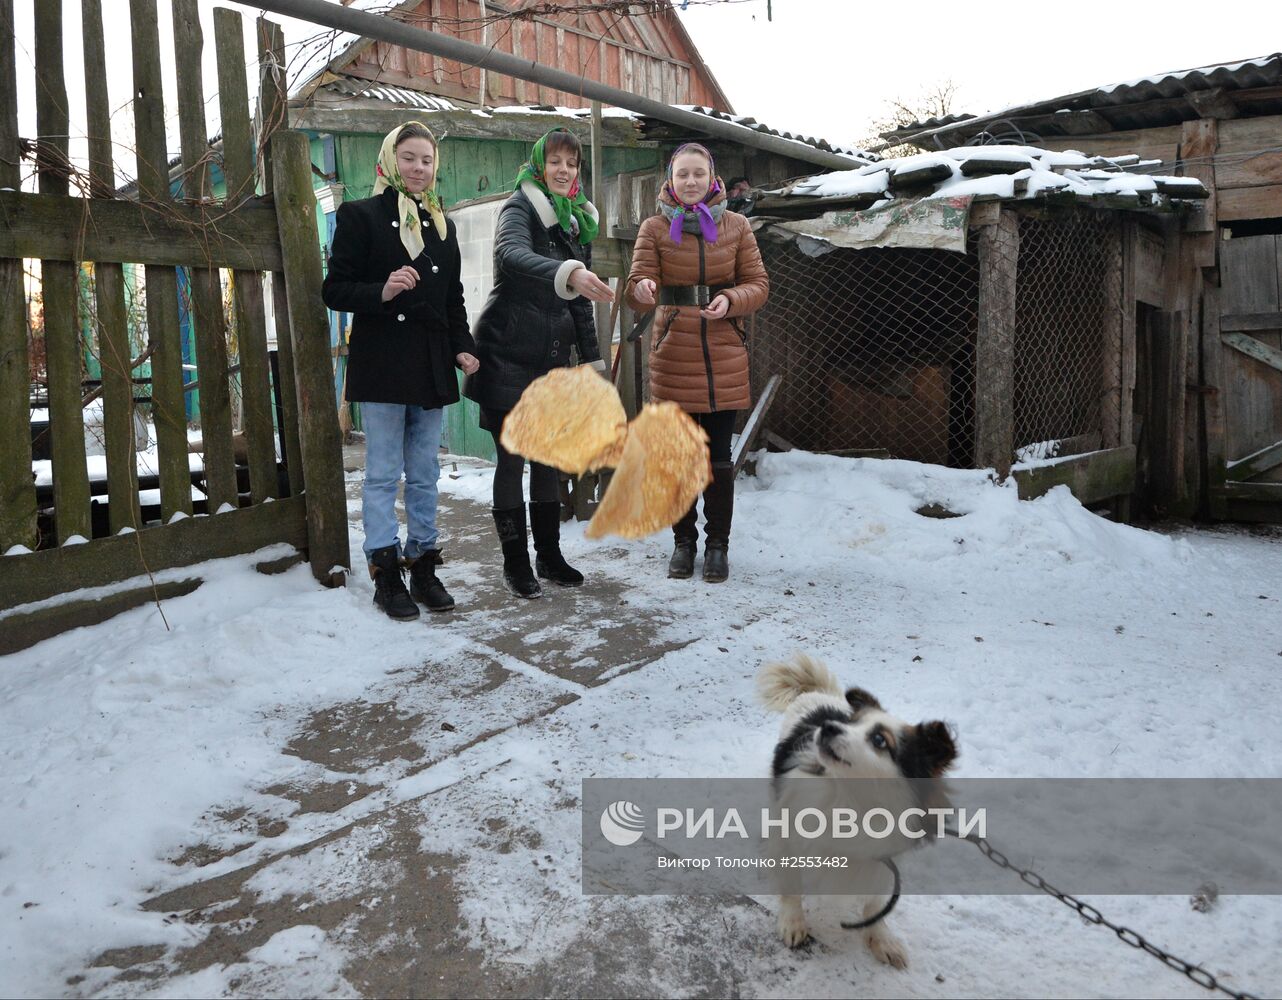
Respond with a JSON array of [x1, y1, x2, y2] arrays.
[[744, 147, 1210, 515], [884, 54, 1282, 521]]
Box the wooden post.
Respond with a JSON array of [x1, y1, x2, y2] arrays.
[[271, 131, 350, 584], [82, 0, 141, 534], [173, 0, 237, 514], [215, 7, 278, 504], [1202, 282, 1227, 518], [0, 0, 37, 551], [35, 0, 92, 543], [132, 0, 192, 520], [973, 209, 1019, 479], [1100, 218, 1123, 450], [258, 17, 304, 498]]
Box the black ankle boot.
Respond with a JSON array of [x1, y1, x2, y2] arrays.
[[368, 545, 420, 620], [702, 543, 728, 583], [668, 541, 696, 579], [409, 549, 455, 612], [492, 506, 541, 599], [668, 502, 698, 579], [530, 500, 584, 587]]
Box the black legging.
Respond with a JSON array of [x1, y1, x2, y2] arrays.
[[695, 410, 737, 465], [484, 408, 559, 508]]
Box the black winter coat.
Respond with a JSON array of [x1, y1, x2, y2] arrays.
[[322, 187, 475, 409], [462, 184, 601, 415]]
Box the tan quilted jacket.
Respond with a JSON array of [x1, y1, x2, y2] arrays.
[[625, 186, 769, 412]]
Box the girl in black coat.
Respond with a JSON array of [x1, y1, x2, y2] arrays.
[[463, 128, 615, 599], [322, 121, 479, 621]]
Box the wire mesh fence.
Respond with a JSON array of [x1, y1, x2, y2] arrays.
[[750, 233, 979, 466], [1012, 210, 1121, 461], [749, 207, 1122, 470]]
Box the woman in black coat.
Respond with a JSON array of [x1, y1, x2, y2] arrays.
[[463, 128, 614, 599], [323, 121, 479, 621]]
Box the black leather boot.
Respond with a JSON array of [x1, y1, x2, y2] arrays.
[[409, 549, 455, 612], [492, 506, 541, 599], [368, 544, 420, 620], [702, 462, 734, 583], [529, 500, 584, 586], [668, 501, 698, 579]]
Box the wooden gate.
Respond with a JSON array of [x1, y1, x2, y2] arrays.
[[1207, 233, 1282, 520], [0, 0, 348, 652]]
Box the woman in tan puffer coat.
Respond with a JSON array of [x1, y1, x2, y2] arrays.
[[626, 142, 769, 583]]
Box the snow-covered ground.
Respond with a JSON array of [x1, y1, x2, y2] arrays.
[[2, 451, 1280, 998]]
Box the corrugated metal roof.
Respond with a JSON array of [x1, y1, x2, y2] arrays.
[[893, 53, 1282, 146], [323, 76, 461, 111]]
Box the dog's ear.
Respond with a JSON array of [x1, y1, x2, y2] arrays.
[[898, 720, 957, 779], [844, 686, 882, 714]]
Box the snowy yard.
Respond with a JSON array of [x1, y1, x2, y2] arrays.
[[2, 451, 1280, 998]]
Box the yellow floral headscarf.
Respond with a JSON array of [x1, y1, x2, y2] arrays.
[[373, 121, 448, 260]]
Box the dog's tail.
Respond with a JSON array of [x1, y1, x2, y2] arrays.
[[756, 653, 843, 712]]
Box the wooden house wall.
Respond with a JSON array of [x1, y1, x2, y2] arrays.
[[342, 0, 728, 111]]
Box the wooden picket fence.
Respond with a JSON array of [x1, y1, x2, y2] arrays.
[[0, 0, 348, 652]]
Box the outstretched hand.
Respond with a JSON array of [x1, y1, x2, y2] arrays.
[[381, 265, 419, 302], [569, 268, 615, 303]]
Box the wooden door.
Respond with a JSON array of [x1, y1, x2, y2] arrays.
[[1212, 234, 1282, 519]]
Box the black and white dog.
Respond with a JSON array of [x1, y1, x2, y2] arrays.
[[757, 653, 957, 969]]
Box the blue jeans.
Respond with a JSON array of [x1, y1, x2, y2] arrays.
[[361, 402, 443, 562]]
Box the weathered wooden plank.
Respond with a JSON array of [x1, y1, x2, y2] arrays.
[[1226, 438, 1282, 481], [1215, 150, 1282, 191], [173, 0, 237, 514], [732, 373, 782, 478], [1218, 184, 1282, 222], [215, 7, 277, 505], [1101, 218, 1123, 448], [1120, 220, 1138, 450], [1178, 119, 1217, 238], [974, 209, 1019, 478], [1217, 114, 1282, 161], [1220, 235, 1279, 314], [1202, 284, 1228, 518], [0, 191, 284, 269], [259, 17, 303, 499], [1215, 481, 1282, 503], [0, 0, 36, 552], [35, 0, 92, 544], [1220, 311, 1282, 332], [0, 493, 308, 612], [133, 0, 193, 520], [1222, 331, 1282, 374], [1013, 446, 1137, 504], [272, 131, 351, 585], [0, 578, 202, 656], [81, 0, 141, 534]]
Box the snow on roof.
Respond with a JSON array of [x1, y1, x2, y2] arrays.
[[1099, 52, 1282, 96], [767, 144, 1208, 211]]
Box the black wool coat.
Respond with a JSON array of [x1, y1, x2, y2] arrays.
[[322, 187, 476, 409], [462, 184, 601, 416]]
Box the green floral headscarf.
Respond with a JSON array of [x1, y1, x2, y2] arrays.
[[514, 128, 598, 244]]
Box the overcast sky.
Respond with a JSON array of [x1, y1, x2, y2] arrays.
[[5, 0, 1274, 185]]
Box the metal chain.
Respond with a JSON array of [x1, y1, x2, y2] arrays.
[[945, 829, 1259, 1000]]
